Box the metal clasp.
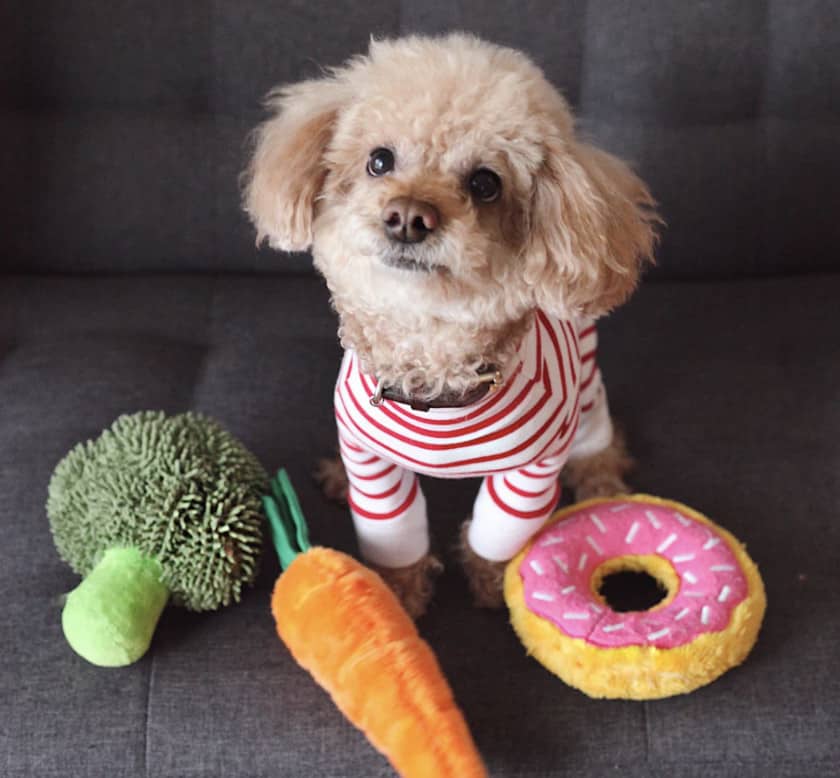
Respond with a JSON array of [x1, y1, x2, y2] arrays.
[[369, 378, 386, 407], [478, 370, 504, 393]]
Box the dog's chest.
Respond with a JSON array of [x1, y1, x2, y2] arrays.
[[334, 313, 583, 477]]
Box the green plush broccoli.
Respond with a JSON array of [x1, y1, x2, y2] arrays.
[[48, 411, 268, 667]]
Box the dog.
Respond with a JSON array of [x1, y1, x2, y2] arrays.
[[244, 33, 658, 617]]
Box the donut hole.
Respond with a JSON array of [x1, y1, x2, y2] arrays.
[[591, 555, 680, 613], [598, 571, 667, 612]]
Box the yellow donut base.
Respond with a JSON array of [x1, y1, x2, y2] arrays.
[[504, 495, 767, 700]]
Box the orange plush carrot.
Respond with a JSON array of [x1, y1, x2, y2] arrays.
[[264, 470, 486, 778]]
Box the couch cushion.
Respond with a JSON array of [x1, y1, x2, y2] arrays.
[[1, 273, 838, 777], [2, 1, 839, 277]]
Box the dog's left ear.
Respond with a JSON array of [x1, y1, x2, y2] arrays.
[[525, 136, 659, 319], [244, 76, 348, 252]]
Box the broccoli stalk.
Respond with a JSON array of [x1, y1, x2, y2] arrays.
[[61, 548, 170, 666], [48, 411, 268, 667]]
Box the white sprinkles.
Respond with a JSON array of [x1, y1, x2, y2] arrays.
[[522, 501, 746, 647], [529, 559, 545, 575], [656, 533, 678, 553]]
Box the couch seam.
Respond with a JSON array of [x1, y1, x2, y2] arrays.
[[756, 0, 771, 277], [204, 273, 220, 380]]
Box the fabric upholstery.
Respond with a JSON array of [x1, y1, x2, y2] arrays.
[[2, 1, 839, 277], [2, 3, 838, 776], [1, 274, 838, 777]]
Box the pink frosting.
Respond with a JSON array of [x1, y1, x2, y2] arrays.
[[519, 500, 748, 649]]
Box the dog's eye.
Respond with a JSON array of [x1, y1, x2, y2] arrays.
[[367, 148, 395, 177], [468, 168, 502, 203]]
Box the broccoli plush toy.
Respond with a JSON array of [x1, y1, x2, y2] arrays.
[[48, 411, 268, 667]]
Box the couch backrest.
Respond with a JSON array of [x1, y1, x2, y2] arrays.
[[2, 1, 838, 278]]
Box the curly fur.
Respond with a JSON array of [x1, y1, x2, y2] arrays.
[[457, 519, 507, 609], [369, 554, 444, 620], [244, 33, 659, 612], [563, 426, 635, 500], [244, 33, 658, 399], [313, 453, 349, 503]]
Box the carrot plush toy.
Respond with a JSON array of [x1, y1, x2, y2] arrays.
[[264, 470, 486, 778]]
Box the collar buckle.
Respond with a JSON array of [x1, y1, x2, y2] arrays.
[[369, 378, 386, 407]]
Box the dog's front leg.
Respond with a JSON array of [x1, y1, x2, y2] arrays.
[[459, 462, 563, 608], [337, 435, 442, 618]]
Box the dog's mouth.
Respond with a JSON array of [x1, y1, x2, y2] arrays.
[[380, 254, 446, 274]]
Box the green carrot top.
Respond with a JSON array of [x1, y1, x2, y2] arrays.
[[263, 469, 312, 570]]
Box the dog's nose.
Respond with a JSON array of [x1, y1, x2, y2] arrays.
[[382, 197, 439, 244]]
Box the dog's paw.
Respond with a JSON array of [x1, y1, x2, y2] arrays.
[[563, 423, 634, 501], [572, 473, 631, 500], [370, 554, 444, 620], [313, 454, 349, 503], [457, 519, 507, 609]]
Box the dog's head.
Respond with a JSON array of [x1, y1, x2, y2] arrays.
[[245, 34, 658, 372]]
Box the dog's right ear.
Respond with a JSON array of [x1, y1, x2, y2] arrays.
[[244, 77, 347, 252]]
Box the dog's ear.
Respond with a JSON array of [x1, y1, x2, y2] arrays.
[[244, 76, 347, 252], [525, 135, 659, 319]]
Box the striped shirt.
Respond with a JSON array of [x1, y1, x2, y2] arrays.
[[335, 312, 613, 566]]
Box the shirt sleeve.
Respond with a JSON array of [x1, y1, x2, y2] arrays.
[[568, 318, 614, 461], [336, 422, 430, 568]]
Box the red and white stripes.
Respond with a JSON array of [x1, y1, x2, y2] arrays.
[[568, 321, 612, 460], [334, 313, 614, 567], [468, 452, 568, 561]]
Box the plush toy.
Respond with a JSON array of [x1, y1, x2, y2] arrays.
[[48, 411, 267, 667], [504, 495, 766, 699], [264, 469, 486, 778]]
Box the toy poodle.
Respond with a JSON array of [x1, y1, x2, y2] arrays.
[[244, 33, 659, 618]]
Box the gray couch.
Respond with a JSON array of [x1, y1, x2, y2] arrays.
[[2, 3, 838, 776]]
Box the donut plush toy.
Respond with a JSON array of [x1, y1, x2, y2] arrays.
[[504, 495, 766, 699]]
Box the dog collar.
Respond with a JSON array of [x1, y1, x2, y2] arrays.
[[369, 365, 503, 412]]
